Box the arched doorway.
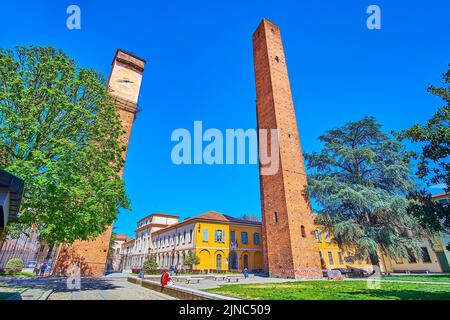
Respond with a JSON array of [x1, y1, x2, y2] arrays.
[[198, 250, 211, 271], [216, 254, 222, 270], [254, 251, 263, 270], [243, 254, 249, 269], [228, 251, 238, 270]]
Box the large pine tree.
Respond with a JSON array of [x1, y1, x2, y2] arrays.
[[305, 117, 427, 264]]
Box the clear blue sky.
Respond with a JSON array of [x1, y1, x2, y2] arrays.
[[1, 1, 449, 237]]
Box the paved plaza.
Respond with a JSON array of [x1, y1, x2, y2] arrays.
[[150, 275, 302, 291], [0, 274, 175, 300]]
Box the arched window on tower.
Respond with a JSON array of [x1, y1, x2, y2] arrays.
[[301, 225, 306, 238], [274, 211, 278, 223]]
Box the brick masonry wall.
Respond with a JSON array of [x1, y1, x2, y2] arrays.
[[253, 19, 322, 279]]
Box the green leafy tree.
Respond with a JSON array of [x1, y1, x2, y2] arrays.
[[5, 258, 24, 277], [0, 46, 129, 244], [184, 250, 200, 269], [304, 117, 427, 265], [396, 65, 450, 230], [143, 254, 159, 271]]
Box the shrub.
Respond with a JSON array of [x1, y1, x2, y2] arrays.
[[5, 258, 24, 277], [143, 254, 158, 271], [184, 251, 200, 269]]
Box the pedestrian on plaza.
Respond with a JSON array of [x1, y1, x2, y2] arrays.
[[40, 262, 48, 277], [161, 270, 169, 287], [242, 267, 249, 279], [169, 264, 175, 277], [175, 264, 181, 276], [33, 264, 40, 277]]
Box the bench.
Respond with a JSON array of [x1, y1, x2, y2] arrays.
[[213, 275, 228, 281], [227, 276, 243, 282], [186, 277, 203, 284]]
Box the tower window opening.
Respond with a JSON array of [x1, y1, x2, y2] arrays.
[[274, 211, 278, 223], [301, 225, 306, 238], [275, 56, 280, 63]]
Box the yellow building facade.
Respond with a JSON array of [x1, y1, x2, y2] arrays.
[[195, 218, 264, 271], [313, 226, 372, 271], [151, 212, 264, 271]]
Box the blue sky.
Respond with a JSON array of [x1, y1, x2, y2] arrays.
[[1, 1, 449, 237]]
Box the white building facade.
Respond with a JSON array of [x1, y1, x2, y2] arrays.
[[151, 221, 196, 269], [121, 213, 179, 270]]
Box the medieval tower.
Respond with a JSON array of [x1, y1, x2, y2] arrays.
[[54, 50, 146, 276], [253, 19, 322, 279]]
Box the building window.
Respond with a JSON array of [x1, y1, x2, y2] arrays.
[[275, 56, 279, 63], [301, 226, 306, 238], [421, 247, 432, 263], [274, 212, 278, 223], [324, 231, 331, 243], [253, 233, 260, 245], [183, 231, 186, 244], [328, 252, 334, 265], [215, 230, 225, 243], [230, 231, 236, 243], [338, 252, 343, 264], [314, 230, 322, 243], [189, 230, 193, 243], [202, 228, 208, 242], [241, 232, 249, 244]]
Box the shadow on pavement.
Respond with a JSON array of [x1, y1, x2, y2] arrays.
[[0, 277, 121, 293]]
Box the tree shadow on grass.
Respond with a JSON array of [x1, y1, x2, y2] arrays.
[[0, 291, 22, 300], [344, 288, 450, 300]]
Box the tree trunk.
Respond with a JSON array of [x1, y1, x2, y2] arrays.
[[45, 244, 54, 261]]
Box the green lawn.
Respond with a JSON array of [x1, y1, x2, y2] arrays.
[[382, 275, 450, 283], [205, 280, 450, 300]]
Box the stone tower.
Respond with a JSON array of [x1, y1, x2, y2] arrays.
[[54, 50, 146, 277], [253, 19, 322, 279]]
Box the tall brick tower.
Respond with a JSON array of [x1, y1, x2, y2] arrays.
[[253, 19, 322, 279], [54, 50, 146, 277]]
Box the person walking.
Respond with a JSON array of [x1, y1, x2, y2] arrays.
[[242, 267, 249, 279], [40, 262, 48, 277], [33, 264, 40, 277]]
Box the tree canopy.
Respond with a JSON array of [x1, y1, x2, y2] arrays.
[[396, 65, 450, 230], [0, 46, 129, 244], [305, 117, 427, 264]]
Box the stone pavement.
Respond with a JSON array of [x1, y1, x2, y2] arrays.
[[0, 275, 176, 300], [0, 278, 53, 300]]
